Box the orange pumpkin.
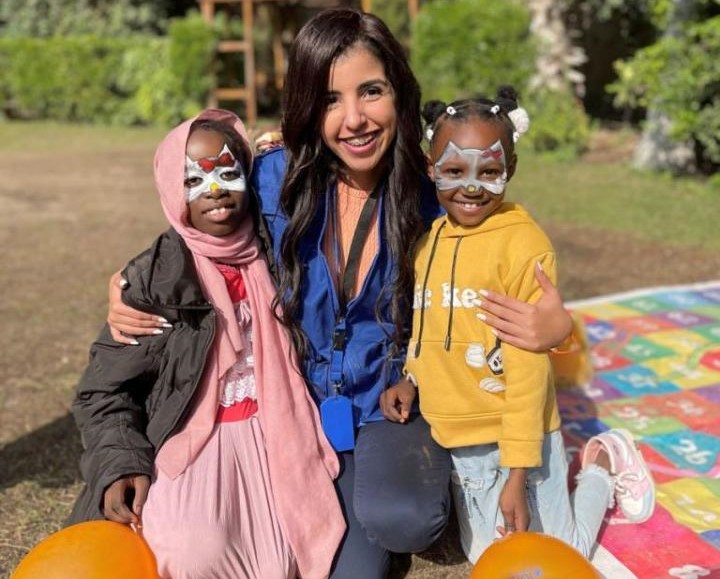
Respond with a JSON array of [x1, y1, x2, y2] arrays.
[[11, 521, 159, 579], [470, 532, 601, 579]]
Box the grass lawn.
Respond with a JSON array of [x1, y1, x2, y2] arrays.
[[513, 138, 720, 251], [0, 120, 718, 578]]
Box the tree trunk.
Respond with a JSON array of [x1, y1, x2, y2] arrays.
[[634, 0, 696, 173], [527, 0, 586, 96]]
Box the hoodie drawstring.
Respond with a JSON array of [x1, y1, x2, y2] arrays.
[[414, 221, 445, 358], [444, 236, 463, 351]]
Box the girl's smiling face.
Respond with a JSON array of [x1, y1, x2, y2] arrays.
[[185, 128, 248, 237], [430, 118, 516, 228]]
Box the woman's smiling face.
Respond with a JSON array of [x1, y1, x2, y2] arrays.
[[321, 43, 398, 190]]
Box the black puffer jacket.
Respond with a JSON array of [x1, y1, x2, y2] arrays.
[[68, 228, 215, 523]]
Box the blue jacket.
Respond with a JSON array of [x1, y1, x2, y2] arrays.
[[252, 148, 441, 426]]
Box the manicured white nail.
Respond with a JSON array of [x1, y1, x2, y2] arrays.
[[536, 261, 544, 272], [476, 313, 487, 321], [157, 316, 168, 323], [479, 289, 489, 297], [490, 328, 498, 336], [472, 298, 483, 307], [161, 323, 173, 328], [130, 339, 140, 346], [152, 329, 163, 335], [119, 278, 129, 288]]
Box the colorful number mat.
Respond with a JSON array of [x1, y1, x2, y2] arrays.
[[559, 281, 720, 579]]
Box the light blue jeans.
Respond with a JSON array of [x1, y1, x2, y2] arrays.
[[450, 429, 613, 563]]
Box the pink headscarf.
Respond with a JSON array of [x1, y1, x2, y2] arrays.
[[153, 109, 344, 579]]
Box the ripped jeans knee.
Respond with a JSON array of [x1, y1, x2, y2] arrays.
[[450, 444, 506, 564]]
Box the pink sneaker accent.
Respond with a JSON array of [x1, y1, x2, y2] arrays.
[[582, 428, 655, 523]]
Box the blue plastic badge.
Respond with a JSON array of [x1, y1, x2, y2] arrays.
[[320, 395, 355, 451]]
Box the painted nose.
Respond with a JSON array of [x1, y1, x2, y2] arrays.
[[207, 182, 227, 197]]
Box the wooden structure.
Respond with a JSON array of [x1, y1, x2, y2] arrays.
[[199, 0, 258, 124], [198, 0, 421, 127]]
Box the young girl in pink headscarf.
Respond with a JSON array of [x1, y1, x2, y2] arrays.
[[69, 109, 344, 579]]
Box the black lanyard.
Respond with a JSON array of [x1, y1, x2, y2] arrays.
[[332, 183, 380, 313], [328, 182, 381, 393]]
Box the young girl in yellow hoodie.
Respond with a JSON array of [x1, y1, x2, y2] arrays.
[[380, 87, 656, 564]]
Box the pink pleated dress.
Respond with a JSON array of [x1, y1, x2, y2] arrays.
[[140, 264, 297, 579]]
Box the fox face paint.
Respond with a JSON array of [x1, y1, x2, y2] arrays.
[[184, 144, 246, 203], [433, 140, 508, 196]]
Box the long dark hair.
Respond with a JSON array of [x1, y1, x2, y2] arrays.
[[274, 8, 426, 362]]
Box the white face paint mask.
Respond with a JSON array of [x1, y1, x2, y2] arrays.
[[433, 140, 508, 196], [184, 144, 246, 203]]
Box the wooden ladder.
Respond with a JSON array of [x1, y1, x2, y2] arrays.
[[198, 0, 257, 126]]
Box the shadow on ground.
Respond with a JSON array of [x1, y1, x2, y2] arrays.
[[0, 413, 82, 491]]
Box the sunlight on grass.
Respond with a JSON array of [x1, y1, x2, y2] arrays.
[[0, 120, 167, 153], [513, 147, 720, 250]]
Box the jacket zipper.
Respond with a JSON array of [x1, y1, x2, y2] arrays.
[[155, 309, 216, 449]]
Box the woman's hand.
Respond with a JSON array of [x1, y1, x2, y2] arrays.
[[108, 271, 170, 344], [476, 262, 573, 352], [379, 377, 416, 423], [103, 474, 151, 526], [497, 468, 529, 537]]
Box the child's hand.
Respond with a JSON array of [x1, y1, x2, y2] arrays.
[[496, 469, 529, 536], [379, 377, 416, 423], [108, 270, 170, 345], [475, 262, 572, 352], [103, 474, 151, 526]]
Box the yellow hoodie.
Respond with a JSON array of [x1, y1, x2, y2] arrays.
[[405, 202, 561, 468]]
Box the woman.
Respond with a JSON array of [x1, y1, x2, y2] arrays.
[[107, 8, 573, 579]]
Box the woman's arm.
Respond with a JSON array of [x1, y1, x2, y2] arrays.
[[108, 271, 171, 344], [476, 262, 573, 352]]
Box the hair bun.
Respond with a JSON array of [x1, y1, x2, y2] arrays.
[[421, 100, 448, 125], [496, 85, 519, 104]]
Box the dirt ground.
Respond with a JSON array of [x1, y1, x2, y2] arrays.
[[1, 129, 719, 578]]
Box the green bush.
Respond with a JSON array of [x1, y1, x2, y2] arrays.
[[124, 13, 217, 126], [411, 0, 535, 103], [0, 36, 128, 122], [168, 14, 217, 110], [373, 0, 412, 44], [0, 0, 167, 37], [524, 87, 591, 157], [610, 15, 720, 165], [410, 0, 588, 155], [0, 14, 216, 126]]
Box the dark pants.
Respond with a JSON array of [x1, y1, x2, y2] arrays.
[[329, 415, 452, 579]]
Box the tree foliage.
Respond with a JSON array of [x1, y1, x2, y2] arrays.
[[411, 0, 589, 155], [0, 0, 167, 37], [609, 2, 720, 168], [0, 13, 216, 126], [411, 0, 535, 103]]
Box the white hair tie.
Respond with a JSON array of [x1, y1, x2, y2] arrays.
[[446, 106, 456, 116], [490, 105, 500, 115], [508, 107, 530, 139]]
